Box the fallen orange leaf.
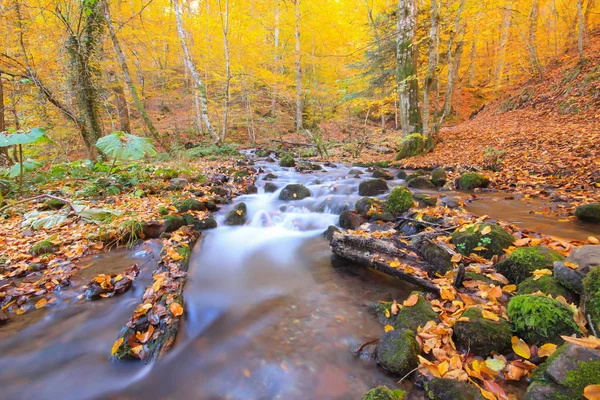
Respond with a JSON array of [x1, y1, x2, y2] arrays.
[[511, 336, 531, 359]]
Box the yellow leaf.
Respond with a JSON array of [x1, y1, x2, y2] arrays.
[[503, 284, 517, 292], [403, 293, 419, 307], [170, 302, 183, 317], [114, 274, 123, 282], [560, 335, 600, 349], [389, 261, 401, 268], [588, 237, 600, 245], [385, 308, 391, 318], [584, 384, 600, 400], [438, 360, 449, 377], [292, 193, 297, 198], [131, 345, 143, 355], [479, 389, 497, 400], [482, 310, 500, 321], [532, 269, 553, 280], [451, 254, 462, 263], [35, 298, 47, 309], [564, 262, 579, 270], [384, 324, 394, 332], [538, 343, 557, 357], [481, 226, 492, 235], [111, 337, 124, 356], [512, 336, 531, 359]]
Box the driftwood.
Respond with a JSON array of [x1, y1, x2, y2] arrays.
[[111, 232, 201, 363], [330, 231, 440, 295]]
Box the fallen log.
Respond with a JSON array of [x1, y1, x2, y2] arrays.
[[110, 229, 201, 363], [330, 231, 440, 295]]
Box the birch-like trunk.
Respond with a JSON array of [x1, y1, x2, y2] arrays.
[[467, 12, 481, 86], [495, 3, 512, 87], [528, 0, 542, 75], [218, 0, 231, 142], [423, 0, 439, 139], [272, 1, 280, 116], [103, 1, 167, 149], [193, 88, 204, 134], [107, 70, 131, 133], [396, 0, 422, 136], [294, 0, 303, 132], [365, 0, 387, 133], [172, 0, 220, 144], [577, 0, 585, 61], [0, 75, 11, 164]]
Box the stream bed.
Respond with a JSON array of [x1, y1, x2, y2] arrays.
[[0, 160, 597, 400]]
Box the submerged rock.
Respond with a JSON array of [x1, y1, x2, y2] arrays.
[[225, 203, 247, 226], [453, 307, 512, 356], [358, 179, 388, 196], [279, 184, 311, 200], [375, 329, 419, 376], [264, 182, 278, 193]]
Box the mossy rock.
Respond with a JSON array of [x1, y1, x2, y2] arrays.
[[375, 329, 419, 376], [339, 210, 366, 229], [386, 187, 414, 214], [177, 198, 207, 213], [518, 275, 574, 299], [413, 193, 437, 207], [349, 168, 363, 176], [582, 266, 600, 333], [355, 197, 384, 217], [525, 343, 600, 400], [430, 168, 447, 187], [158, 206, 169, 216], [183, 214, 218, 231], [464, 272, 496, 284], [372, 169, 393, 180], [453, 307, 512, 356], [263, 173, 278, 181], [396, 170, 407, 180], [361, 386, 404, 400], [457, 172, 490, 190], [358, 179, 389, 196], [507, 294, 580, 345], [264, 182, 278, 193], [43, 199, 67, 210], [296, 161, 322, 172], [496, 246, 564, 284], [30, 239, 58, 256], [279, 184, 311, 200], [233, 169, 250, 178], [574, 202, 600, 223], [279, 154, 296, 167], [225, 203, 247, 226], [407, 176, 435, 189], [451, 223, 515, 259], [396, 134, 425, 160], [425, 378, 485, 400], [374, 292, 438, 331], [163, 215, 185, 232], [372, 211, 395, 222]]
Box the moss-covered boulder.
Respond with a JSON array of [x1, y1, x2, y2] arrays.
[[359, 179, 389, 196], [525, 343, 600, 400], [183, 214, 218, 231], [385, 187, 414, 215], [163, 215, 185, 232], [371, 211, 395, 222], [396, 134, 425, 160], [425, 378, 485, 400], [42, 199, 67, 210], [574, 202, 600, 223], [430, 168, 447, 187], [582, 266, 600, 334], [517, 275, 574, 297], [413, 193, 437, 207], [225, 203, 247, 226], [374, 292, 438, 331], [339, 210, 366, 230], [279, 184, 311, 200], [30, 239, 58, 256], [361, 386, 404, 400], [279, 153, 296, 167], [356, 197, 384, 217], [264, 182, 278, 193], [453, 307, 512, 356], [507, 295, 580, 345], [451, 223, 515, 259], [407, 176, 435, 189], [457, 172, 490, 190], [296, 161, 322, 172], [375, 329, 419, 375], [496, 246, 564, 284], [372, 169, 394, 180], [263, 173, 278, 181], [177, 198, 207, 213], [397, 170, 407, 180]]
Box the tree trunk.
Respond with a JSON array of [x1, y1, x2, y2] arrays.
[[467, 12, 481, 86], [172, 0, 219, 145], [578, 0, 585, 61], [527, 0, 542, 75], [107, 70, 131, 133], [423, 0, 439, 139], [294, 0, 303, 131], [0, 75, 11, 165], [272, 1, 281, 117], [103, 0, 168, 150], [193, 88, 204, 134], [495, 3, 512, 87], [396, 0, 422, 136], [219, 0, 231, 142]]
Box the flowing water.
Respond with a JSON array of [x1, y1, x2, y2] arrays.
[[0, 160, 597, 400]]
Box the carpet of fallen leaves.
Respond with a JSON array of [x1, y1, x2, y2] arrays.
[[0, 158, 256, 322], [355, 203, 599, 400]]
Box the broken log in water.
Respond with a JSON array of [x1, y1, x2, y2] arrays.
[[110, 229, 201, 363], [330, 231, 440, 295]]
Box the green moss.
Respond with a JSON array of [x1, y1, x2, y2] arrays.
[[453, 307, 512, 356], [407, 177, 435, 189], [413, 193, 437, 207], [518, 275, 573, 298], [457, 172, 490, 190], [375, 329, 419, 375], [158, 206, 169, 216], [507, 295, 580, 345], [177, 198, 207, 213], [425, 378, 485, 400], [451, 223, 515, 259], [396, 134, 425, 160], [574, 203, 600, 223], [496, 246, 564, 284], [233, 169, 250, 178], [563, 360, 600, 396], [375, 292, 438, 331], [30, 239, 58, 256], [430, 168, 447, 187], [183, 214, 218, 231], [44, 199, 66, 210], [386, 187, 414, 214], [163, 215, 185, 232], [361, 386, 404, 400], [583, 266, 600, 333], [530, 342, 568, 382], [397, 170, 408, 179], [279, 153, 296, 167]]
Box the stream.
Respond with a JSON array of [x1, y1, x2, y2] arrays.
[[0, 160, 597, 400]]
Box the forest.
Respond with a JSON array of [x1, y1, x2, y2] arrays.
[[0, 0, 599, 399]]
